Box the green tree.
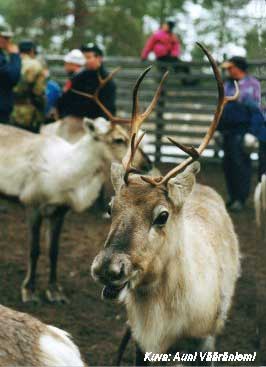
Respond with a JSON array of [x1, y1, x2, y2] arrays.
[[191, 0, 254, 60], [245, 26, 266, 60], [0, 0, 70, 50], [0, 0, 186, 55]]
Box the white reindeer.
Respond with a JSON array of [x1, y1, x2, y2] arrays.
[[0, 112, 149, 304], [41, 68, 156, 204], [0, 69, 153, 304], [0, 120, 105, 303], [91, 43, 241, 365], [0, 304, 85, 366]]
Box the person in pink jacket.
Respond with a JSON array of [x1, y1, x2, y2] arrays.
[[141, 19, 196, 86], [141, 20, 181, 62]]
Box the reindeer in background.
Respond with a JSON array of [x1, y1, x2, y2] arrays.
[[41, 68, 155, 206], [0, 74, 150, 303], [92, 43, 240, 365]]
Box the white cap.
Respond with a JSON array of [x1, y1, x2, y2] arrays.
[[64, 49, 86, 66]]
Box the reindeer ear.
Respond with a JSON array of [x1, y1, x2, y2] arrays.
[[167, 162, 200, 207], [94, 117, 112, 134], [111, 162, 125, 192]]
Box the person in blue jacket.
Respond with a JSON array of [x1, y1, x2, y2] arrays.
[[219, 56, 266, 211], [0, 22, 21, 123], [44, 67, 61, 123]]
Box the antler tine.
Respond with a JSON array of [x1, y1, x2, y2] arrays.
[[131, 65, 153, 128], [122, 67, 168, 182], [96, 67, 121, 95], [132, 67, 169, 134], [195, 43, 239, 155], [140, 70, 169, 122], [71, 67, 131, 124], [167, 137, 199, 159], [141, 42, 239, 186]]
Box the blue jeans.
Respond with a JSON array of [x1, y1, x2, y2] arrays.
[[0, 113, 9, 124], [222, 133, 251, 203]]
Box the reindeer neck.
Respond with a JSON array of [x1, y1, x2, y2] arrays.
[[62, 135, 101, 176], [56, 135, 105, 210]]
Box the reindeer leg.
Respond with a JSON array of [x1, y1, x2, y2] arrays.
[[135, 344, 148, 366], [21, 207, 42, 303], [116, 324, 131, 365], [197, 336, 216, 366], [45, 206, 69, 303]]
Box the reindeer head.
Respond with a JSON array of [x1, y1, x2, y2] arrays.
[[72, 70, 152, 172], [86, 117, 152, 172], [91, 43, 239, 301]]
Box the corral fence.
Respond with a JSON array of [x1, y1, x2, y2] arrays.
[[46, 56, 266, 164]]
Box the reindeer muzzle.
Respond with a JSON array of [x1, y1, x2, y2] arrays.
[[102, 282, 129, 300], [91, 249, 133, 301]]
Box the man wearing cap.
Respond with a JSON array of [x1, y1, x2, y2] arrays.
[[62, 49, 86, 91], [57, 49, 86, 117], [57, 45, 116, 119], [219, 56, 266, 211], [81, 42, 104, 71], [0, 22, 21, 123], [10, 40, 46, 132]]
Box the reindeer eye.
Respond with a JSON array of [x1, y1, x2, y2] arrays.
[[107, 203, 112, 216], [153, 211, 169, 226], [113, 138, 125, 144]]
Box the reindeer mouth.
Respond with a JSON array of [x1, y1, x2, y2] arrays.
[[102, 282, 128, 300]]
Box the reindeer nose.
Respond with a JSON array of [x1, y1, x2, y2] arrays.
[[141, 157, 152, 172], [91, 249, 131, 284], [107, 261, 125, 281]]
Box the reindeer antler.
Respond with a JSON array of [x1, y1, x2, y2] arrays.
[[71, 67, 131, 124], [122, 66, 169, 184], [140, 42, 240, 186]]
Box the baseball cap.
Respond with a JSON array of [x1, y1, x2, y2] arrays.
[[80, 42, 103, 56], [19, 40, 37, 53], [221, 56, 248, 71], [0, 22, 14, 38], [64, 49, 86, 66]]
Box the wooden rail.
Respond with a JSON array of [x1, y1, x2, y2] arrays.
[[46, 56, 266, 163]]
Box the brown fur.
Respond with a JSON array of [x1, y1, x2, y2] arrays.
[[0, 305, 85, 366], [0, 305, 48, 366]]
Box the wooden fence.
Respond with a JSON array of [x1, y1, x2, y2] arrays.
[[46, 56, 266, 163]]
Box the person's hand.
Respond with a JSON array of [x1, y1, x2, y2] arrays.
[[6, 42, 19, 54], [244, 133, 258, 154]]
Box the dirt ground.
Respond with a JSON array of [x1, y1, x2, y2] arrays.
[[0, 163, 265, 366]]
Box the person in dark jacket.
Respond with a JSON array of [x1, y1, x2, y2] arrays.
[[0, 23, 21, 123], [219, 56, 266, 211], [57, 44, 116, 119]]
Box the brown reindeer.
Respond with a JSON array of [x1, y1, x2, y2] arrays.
[[91, 43, 240, 365], [0, 304, 85, 366]]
